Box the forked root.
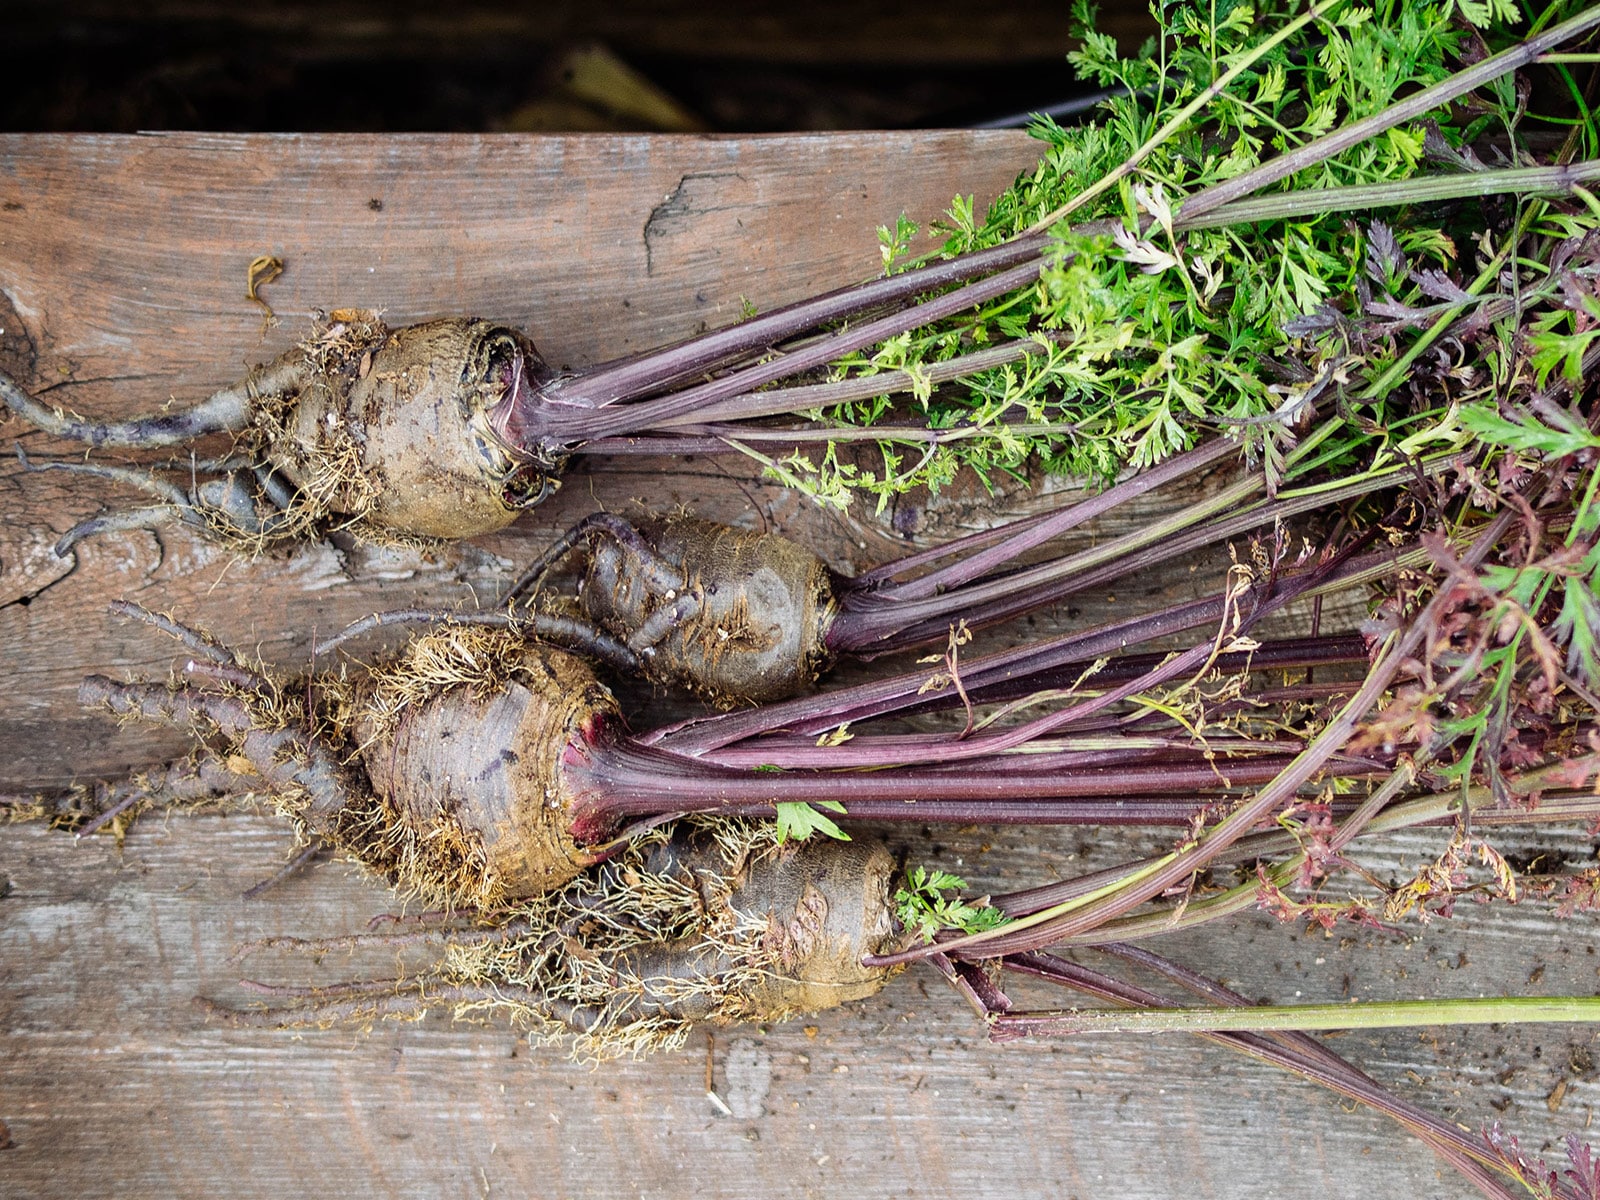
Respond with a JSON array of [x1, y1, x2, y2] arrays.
[[80, 676, 363, 830], [2, 752, 268, 838]]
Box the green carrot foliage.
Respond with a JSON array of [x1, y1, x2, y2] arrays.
[[777, 0, 1582, 508]]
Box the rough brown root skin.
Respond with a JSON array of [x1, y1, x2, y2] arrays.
[[216, 822, 902, 1060], [1, 754, 259, 837], [493, 822, 903, 1060], [581, 515, 838, 707], [81, 611, 621, 908], [354, 630, 621, 903], [268, 314, 561, 540], [556, 828, 900, 1035], [672, 828, 901, 1021], [7, 313, 563, 551]]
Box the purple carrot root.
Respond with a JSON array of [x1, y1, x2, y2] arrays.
[[85, 567, 1386, 906]]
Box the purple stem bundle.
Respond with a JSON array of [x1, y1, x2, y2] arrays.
[[482, 5, 1600, 467], [860, 509, 1522, 966], [827, 451, 1459, 655], [647, 536, 1397, 759], [550, 541, 1395, 839]]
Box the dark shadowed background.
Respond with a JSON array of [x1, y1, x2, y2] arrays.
[[6, 0, 1158, 132]]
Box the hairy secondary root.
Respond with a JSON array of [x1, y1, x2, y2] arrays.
[[82, 609, 620, 907], [210, 821, 902, 1060], [2, 753, 266, 840], [4, 312, 561, 551]]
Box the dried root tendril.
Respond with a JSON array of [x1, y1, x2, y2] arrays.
[[2, 753, 271, 842]]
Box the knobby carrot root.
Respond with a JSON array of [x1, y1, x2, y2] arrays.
[[579, 514, 838, 706], [213, 820, 902, 1060], [268, 315, 558, 540], [82, 621, 618, 907], [4, 313, 559, 550], [323, 509, 843, 707], [325, 440, 1264, 708]]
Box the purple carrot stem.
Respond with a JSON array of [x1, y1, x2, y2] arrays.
[[830, 455, 1459, 655], [672, 537, 1357, 774], [699, 732, 1329, 771], [860, 437, 1238, 601], [643, 591, 1235, 754], [539, 234, 1051, 410], [516, 259, 1044, 446], [643, 336, 1067, 429], [646, 545, 1390, 758], [876, 511, 1517, 962], [890, 632, 1370, 721], [569, 742, 1382, 827]]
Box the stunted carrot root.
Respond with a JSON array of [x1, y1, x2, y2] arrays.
[[579, 514, 838, 706], [215, 821, 902, 1060], [489, 512, 838, 707], [4, 313, 559, 550], [82, 612, 621, 907], [351, 628, 619, 899]]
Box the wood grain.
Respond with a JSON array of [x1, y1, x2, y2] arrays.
[[0, 129, 1052, 786], [1, 133, 1596, 1200]]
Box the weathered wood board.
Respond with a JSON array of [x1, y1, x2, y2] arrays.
[[2, 133, 1597, 1200]]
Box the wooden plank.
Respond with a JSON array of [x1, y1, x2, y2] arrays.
[[6, 816, 1599, 1200], [0, 129, 1056, 786], [0, 133, 1594, 1200]]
